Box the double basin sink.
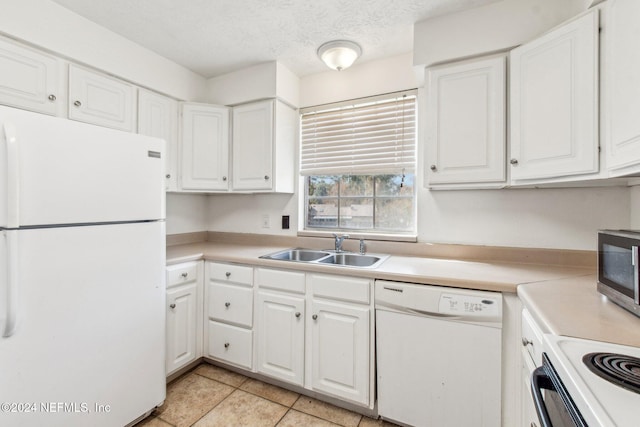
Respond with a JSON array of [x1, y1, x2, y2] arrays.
[[260, 248, 388, 269]]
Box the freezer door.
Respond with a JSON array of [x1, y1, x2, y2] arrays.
[[0, 222, 166, 427], [0, 105, 165, 228]]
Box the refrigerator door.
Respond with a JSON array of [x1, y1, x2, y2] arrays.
[[0, 105, 165, 228], [0, 222, 166, 427]]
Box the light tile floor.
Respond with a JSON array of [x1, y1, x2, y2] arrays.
[[137, 363, 399, 427]]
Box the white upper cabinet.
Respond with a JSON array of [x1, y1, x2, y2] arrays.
[[509, 9, 599, 182], [138, 89, 179, 191], [603, 0, 640, 176], [68, 65, 136, 132], [180, 103, 230, 191], [232, 99, 296, 193], [0, 37, 64, 116], [426, 54, 506, 187]]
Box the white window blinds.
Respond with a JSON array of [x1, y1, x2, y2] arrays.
[[300, 91, 417, 176]]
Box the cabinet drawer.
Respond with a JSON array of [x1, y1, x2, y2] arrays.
[[166, 262, 199, 288], [209, 262, 253, 286], [208, 320, 252, 369], [208, 283, 253, 327], [521, 309, 544, 365], [311, 274, 371, 304], [256, 268, 305, 294]]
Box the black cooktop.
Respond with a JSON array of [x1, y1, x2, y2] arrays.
[[583, 352, 640, 394]]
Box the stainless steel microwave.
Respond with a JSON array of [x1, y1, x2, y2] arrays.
[[598, 230, 640, 318]]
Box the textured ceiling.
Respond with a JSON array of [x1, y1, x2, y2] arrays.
[[51, 0, 498, 78]]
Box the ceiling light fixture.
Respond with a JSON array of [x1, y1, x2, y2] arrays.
[[317, 40, 362, 71]]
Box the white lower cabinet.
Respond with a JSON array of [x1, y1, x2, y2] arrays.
[[204, 262, 253, 369], [256, 268, 306, 386], [520, 308, 545, 427], [165, 261, 203, 376], [309, 298, 370, 405], [207, 320, 253, 369], [256, 291, 305, 386], [308, 273, 372, 406]]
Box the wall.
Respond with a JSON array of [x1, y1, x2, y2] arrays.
[[420, 187, 629, 250], [1, 0, 207, 101], [413, 0, 592, 68], [166, 194, 208, 235], [300, 52, 420, 107], [630, 186, 640, 229], [206, 61, 300, 107], [207, 193, 299, 237]]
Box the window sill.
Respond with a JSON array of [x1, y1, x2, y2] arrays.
[[297, 230, 417, 243]]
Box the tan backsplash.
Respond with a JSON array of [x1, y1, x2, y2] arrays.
[[166, 231, 596, 268]]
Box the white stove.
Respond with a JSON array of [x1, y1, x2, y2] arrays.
[[543, 334, 640, 427]]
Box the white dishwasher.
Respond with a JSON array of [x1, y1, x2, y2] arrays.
[[375, 280, 503, 427]]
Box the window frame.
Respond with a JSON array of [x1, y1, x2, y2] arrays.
[[298, 91, 418, 240]]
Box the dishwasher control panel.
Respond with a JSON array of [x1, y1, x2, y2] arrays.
[[439, 293, 501, 317]]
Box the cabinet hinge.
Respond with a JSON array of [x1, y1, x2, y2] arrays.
[[598, 146, 602, 153]]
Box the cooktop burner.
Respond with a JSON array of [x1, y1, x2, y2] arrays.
[[583, 352, 640, 394]]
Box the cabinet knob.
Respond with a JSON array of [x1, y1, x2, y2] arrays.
[[169, 303, 176, 309], [264, 175, 269, 180], [181, 272, 188, 278], [73, 100, 82, 107], [223, 176, 227, 181], [224, 342, 230, 349], [225, 302, 231, 308], [48, 94, 56, 102], [522, 338, 533, 347], [430, 165, 437, 172], [510, 158, 519, 166], [166, 174, 171, 179], [225, 272, 231, 278], [312, 314, 318, 320], [295, 312, 301, 318]]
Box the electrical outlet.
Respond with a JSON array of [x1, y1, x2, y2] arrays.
[[261, 214, 270, 228]]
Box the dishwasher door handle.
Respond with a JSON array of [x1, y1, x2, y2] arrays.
[[376, 303, 459, 319]]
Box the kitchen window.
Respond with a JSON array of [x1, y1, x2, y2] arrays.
[[300, 91, 417, 236]]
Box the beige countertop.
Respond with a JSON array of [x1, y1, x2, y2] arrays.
[[518, 275, 640, 348], [166, 241, 593, 293]]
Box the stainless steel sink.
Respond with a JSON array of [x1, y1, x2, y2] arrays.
[[260, 248, 331, 262], [317, 253, 384, 267], [260, 248, 388, 268]]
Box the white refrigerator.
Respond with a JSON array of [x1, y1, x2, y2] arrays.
[[0, 105, 166, 427]]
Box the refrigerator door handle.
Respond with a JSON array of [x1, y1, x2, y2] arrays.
[[1, 231, 19, 337], [3, 123, 19, 229]]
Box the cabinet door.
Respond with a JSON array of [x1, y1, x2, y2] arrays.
[[257, 291, 305, 386], [166, 282, 198, 375], [310, 299, 369, 405], [232, 100, 274, 191], [138, 89, 179, 191], [207, 320, 253, 369], [0, 37, 64, 116], [181, 103, 229, 190], [68, 65, 136, 132], [510, 9, 599, 181], [426, 55, 506, 186], [521, 353, 540, 427], [208, 282, 253, 328], [604, 0, 640, 174]]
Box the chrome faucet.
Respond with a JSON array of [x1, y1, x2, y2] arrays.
[[359, 238, 366, 255], [332, 233, 349, 252]]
